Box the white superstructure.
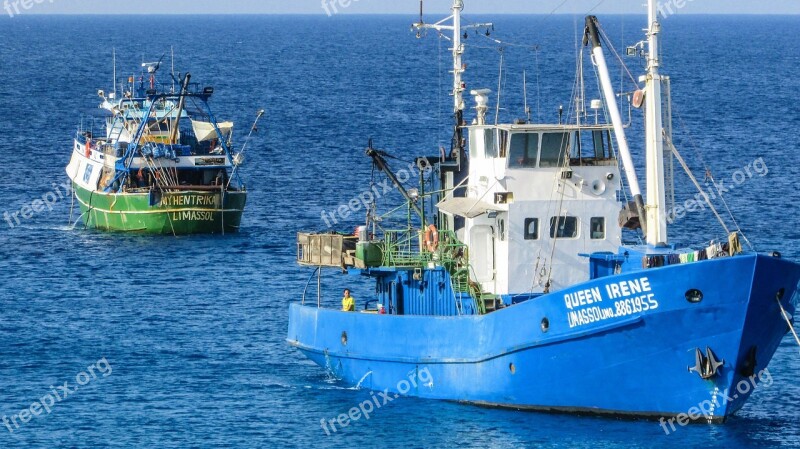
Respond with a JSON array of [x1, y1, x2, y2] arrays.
[[440, 118, 622, 296]]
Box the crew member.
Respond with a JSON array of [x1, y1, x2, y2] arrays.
[[342, 289, 355, 312]]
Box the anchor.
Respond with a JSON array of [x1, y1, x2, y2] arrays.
[[688, 347, 724, 380]]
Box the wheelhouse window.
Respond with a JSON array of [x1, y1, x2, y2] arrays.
[[590, 217, 606, 240], [550, 216, 578, 239], [483, 128, 498, 158], [592, 130, 608, 159], [574, 129, 615, 164], [540, 132, 570, 167], [524, 218, 539, 240], [498, 130, 509, 158], [508, 133, 539, 168]]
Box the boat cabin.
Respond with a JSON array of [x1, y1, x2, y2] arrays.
[[446, 119, 623, 298]]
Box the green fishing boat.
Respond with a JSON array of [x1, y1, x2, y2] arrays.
[[66, 56, 262, 235]]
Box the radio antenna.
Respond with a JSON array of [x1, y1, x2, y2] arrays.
[[171, 46, 176, 93], [112, 48, 116, 96], [523, 69, 531, 123]]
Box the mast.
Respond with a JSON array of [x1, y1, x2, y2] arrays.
[[584, 17, 647, 235], [169, 73, 191, 145], [644, 0, 668, 245], [412, 0, 492, 231], [452, 0, 463, 115], [412, 0, 492, 153]]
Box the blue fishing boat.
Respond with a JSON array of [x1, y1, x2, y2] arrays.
[[288, 0, 800, 423]]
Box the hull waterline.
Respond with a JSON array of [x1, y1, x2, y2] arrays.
[[72, 182, 246, 235]]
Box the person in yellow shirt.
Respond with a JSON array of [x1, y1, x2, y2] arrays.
[[342, 289, 355, 312]]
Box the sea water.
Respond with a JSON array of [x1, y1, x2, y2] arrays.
[[0, 14, 799, 448]]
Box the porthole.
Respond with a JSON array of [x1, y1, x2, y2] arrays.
[[686, 289, 703, 304], [341, 331, 348, 346], [509, 363, 516, 375], [541, 318, 550, 333]]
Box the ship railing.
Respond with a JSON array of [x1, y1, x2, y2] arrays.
[[380, 228, 469, 266], [134, 81, 206, 97], [379, 228, 481, 314], [380, 230, 429, 267]]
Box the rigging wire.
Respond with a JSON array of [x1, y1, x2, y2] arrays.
[[494, 47, 505, 126], [588, 28, 642, 246], [595, 18, 752, 249], [438, 33, 443, 141], [535, 44, 586, 293], [663, 134, 731, 235], [597, 26, 641, 90], [673, 112, 754, 250], [587, 0, 608, 13], [379, 151, 415, 166], [476, 32, 539, 51], [777, 297, 800, 353], [534, 48, 542, 122]]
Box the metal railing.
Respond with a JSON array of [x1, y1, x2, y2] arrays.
[[380, 229, 481, 314]]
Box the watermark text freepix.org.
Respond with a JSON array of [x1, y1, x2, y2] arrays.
[[2, 358, 112, 433], [320, 367, 433, 435], [660, 367, 773, 435], [3, 181, 72, 229], [320, 160, 431, 228], [321, 0, 360, 17], [664, 157, 768, 225], [4, 0, 55, 18], [657, 0, 697, 19]]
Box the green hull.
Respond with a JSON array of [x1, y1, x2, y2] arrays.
[[73, 183, 246, 235]]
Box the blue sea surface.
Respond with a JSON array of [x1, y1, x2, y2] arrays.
[[0, 13, 799, 448]]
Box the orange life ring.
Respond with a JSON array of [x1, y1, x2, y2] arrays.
[[424, 224, 439, 252]]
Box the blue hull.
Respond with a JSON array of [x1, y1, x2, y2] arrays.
[[288, 254, 800, 422]]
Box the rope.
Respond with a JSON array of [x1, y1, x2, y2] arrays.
[[475, 32, 539, 51], [664, 135, 731, 236], [494, 47, 504, 126], [587, 0, 608, 14], [165, 203, 177, 237], [69, 184, 75, 225], [597, 26, 641, 90], [542, 141, 573, 293], [777, 297, 800, 353], [438, 32, 443, 136], [227, 110, 265, 190], [594, 20, 753, 249], [535, 48, 542, 122], [538, 50, 586, 291], [588, 23, 643, 247], [70, 210, 88, 230], [672, 112, 753, 249], [83, 191, 95, 230], [379, 151, 415, 165]]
